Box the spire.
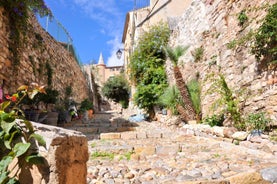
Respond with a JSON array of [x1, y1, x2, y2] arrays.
[[97, 52, 105, 66]]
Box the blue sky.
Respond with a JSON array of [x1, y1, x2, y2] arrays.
[[41, 0, 134, 66]]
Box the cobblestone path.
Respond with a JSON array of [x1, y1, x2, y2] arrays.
[[70, 113, 277, 184]]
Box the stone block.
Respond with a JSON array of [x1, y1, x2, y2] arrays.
[[134, 145, 156, 156], [117, 127, 136, 132], [21, 122, 89, 184], [212, 126, 225, 137], [260, 166, 277, 183], [100, 133, 121, 140], [137, 131, 147, 139], [156, 144, 180, 155], [121, 132, 137, 140], [231, 131, 249, 141], [147, 131, 162, 138], [226, 171, 271, 184]]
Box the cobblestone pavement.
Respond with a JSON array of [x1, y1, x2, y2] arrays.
[[71, 113, 277, 184]]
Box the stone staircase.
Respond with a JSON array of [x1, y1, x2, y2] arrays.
[[65, 112, 138, 140], [65, 113, 277, 183]]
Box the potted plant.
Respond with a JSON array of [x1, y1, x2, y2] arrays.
[[36, 88, 59, 126], [79, 99, 94, 121]]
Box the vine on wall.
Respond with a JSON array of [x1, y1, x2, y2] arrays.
[[0, 1, 51, 68]]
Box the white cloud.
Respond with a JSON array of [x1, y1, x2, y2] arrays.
[[106, 36, 124, 67], [72, 0, 122, 36], [71, 0, 131, 66]]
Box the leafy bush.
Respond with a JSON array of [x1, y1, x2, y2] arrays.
[[79, 98, 93, 112], [0, 84, 46, 183], [37, 88, 59, 105], [245, 112, 270, 131], [203, 114, 224, 127], [102, 74, 130, 109], [158, 85, 182, 115], [251, 3, 277, 65], [129, 22, 170, 117], [206, 73, 244, 130], [237, 10, 248, 27]]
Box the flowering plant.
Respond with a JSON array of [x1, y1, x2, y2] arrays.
[[0, 83, 46, 184]]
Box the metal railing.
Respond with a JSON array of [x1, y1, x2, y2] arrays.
[[37, 15, 83, 66]]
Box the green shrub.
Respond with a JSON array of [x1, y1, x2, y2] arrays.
[[102, 74, 130, 109], [158, 85, 182, 115], [79, 98, 93, 112], [203, 114, 224, 127], [245, 112, 270, 131], [237, 10, 248, 27], [130, 22, 170, 117], [251, 3, 277, 65], [205, 74, 244, 130]]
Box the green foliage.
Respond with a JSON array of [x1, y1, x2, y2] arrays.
[[206, 73, 244, 130], [237, 10, 248, 27], [203, 114, 224, 127], [129, 23, 170, 115], [227, 30, 255, 49], [187, 79, 201, 116], [0, 1, 52, 67], [0, 84, 46, 183], [245, 112, 270, 131], [165, 45, 189, 66], [45, 62, 53, 87], [251, 3, 277, 65], [123, 151, 133, 161], [79, 98, 93, 112], [102, 75, 130, 109], [91, 151, 114, 160], [158, 85, 182, 115], [65, 86, 72, 97], [192, 47, 204, 62], [134, 83, 167, 112], [36, 88, 59, 105]]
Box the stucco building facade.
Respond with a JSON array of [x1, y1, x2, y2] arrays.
[[121, 0, 192, 98]]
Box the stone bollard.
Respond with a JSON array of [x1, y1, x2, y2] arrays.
[[17, 122, 88, 184]]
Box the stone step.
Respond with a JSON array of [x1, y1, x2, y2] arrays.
[[68, 126, 137, 134]]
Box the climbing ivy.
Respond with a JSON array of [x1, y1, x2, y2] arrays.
[[45, 62, 53, 86], [0, 1, 51, 67], [251, 3, 277, 66]]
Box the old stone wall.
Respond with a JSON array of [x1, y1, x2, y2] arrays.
[[169, 0, 277, 123], [0, 8, 89, 103]]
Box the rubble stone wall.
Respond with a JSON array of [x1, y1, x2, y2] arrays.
[[0, 8, 89, 103], [168, 0, 277, 123]]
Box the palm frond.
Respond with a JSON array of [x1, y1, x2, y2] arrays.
[[166, 45, 189, 66]]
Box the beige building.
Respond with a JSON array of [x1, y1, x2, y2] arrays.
[[121, 0, 192, 96], [82, 53, 124, 111], [83, 53, 124, 89]]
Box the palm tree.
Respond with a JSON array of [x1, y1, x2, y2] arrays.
[[166, 46, 196, 121]]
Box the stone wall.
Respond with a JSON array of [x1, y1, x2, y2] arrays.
[[0, 8, 89, 103], [169, 0, 277, 123]]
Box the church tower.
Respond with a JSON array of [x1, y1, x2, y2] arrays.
[[96, 53, 106, 86]]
